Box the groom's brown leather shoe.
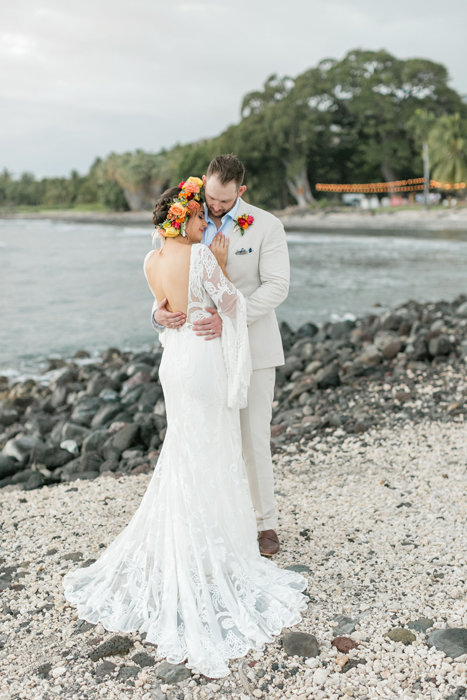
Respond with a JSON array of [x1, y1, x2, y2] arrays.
[[258, 529, 280, 557]]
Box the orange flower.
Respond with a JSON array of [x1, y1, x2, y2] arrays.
[[187, 200, 201, 215], [184, 177, 203, 194], [168, 202, 185, 220]]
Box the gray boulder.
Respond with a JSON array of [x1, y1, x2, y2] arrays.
[[316, 362, 341, 389], [428, 335, 453, 357], [358, 344, 383, 367], [31, 444, 74, 469], [374, 331, 402, 360], [103, 424, 139, 460], [155, 661, 191, 683], [61, 421, 89, 445], [427, 628, 467, 658], [82, 429, 108, 455], [71, 397, 103, 427], [0, 454, 22, 479], [90, 403, 122, 429], [2, 434, 42, 462], [282, 631, 319, 658]]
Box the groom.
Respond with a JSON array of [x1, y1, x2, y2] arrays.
[[152, 154, 290, 557]]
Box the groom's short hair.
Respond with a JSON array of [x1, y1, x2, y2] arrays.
[[207, 154, 245, 188]]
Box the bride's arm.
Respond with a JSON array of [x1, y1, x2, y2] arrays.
[[209, 233, 230, 280], [199, 246, 238, 317], [198, 245, 251, 408]]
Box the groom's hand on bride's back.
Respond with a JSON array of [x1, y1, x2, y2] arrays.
[[193, 308, 222, 340], [153, 297, 186, 328]]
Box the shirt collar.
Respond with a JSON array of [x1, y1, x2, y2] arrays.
[[205, 197, 241, 226]]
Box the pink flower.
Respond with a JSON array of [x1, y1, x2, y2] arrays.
[[235, 213, 255, 234]]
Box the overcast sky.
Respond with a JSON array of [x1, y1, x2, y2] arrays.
[[1, 0, 466, 178]]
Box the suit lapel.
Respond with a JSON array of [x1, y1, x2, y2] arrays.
[[227, 200, 257, 266]]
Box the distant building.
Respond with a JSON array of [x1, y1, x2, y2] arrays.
[[342, 193, 378, 209]]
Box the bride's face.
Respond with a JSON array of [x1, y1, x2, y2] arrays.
[[185, 207, 207, 242]]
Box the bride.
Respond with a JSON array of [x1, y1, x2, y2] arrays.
[[63, 177, 307, 678]]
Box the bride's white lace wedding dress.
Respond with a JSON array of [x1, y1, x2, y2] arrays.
[[63, 243, 307, 678]]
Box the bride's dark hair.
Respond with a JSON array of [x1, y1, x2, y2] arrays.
[[152, 185, 205, 227], [152, 186, 180, 227]]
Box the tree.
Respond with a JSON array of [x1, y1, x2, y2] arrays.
[[429, 113, 467, 184], [407, 109, 436, 207]]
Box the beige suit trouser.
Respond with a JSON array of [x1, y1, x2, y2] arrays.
[[240, 367, 277, 531]]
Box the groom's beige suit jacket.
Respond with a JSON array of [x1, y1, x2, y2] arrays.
[[225, 199, 289, 371]]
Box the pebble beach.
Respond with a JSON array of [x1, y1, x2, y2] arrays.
[[1, 295, 466, 698], [0, 420, 466, 699]]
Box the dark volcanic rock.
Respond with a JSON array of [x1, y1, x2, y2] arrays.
[[2, 434, 42, 463], [71, 397, 103, 427], [23, 472, 46, 490], [0, 454, 21, 479], [116, 665, 140, 681], [295, 321, 319, 339], [31, 444, 74, 469], [341, 658, 366, 673], [333, 616, 357, 636], [428, 334, 453, 357], [286, 563, 311, 574], [315, 362, 340, 389], [90, 403, 122, 429], [155, 661, 191, 683], [131, 652, 156, 667], [407, 617, 434, 633], [35, 662, 52, 678], [0, 408, 20, 426], [329, 320, 355, 340], [282, 631, 319, 658], [94, 660, 116, 678], [82, 429, 108, 455], [103, 424, 139, 460], [427, 628, 467, 658], [88, 635, 134, 661], [60, 422, 89, 445]]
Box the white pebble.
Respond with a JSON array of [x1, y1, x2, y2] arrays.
[[51, 667, 67, 678], [313, 668, 328, 685]]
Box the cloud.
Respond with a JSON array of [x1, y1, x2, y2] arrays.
[[1, 0, 466, 176]]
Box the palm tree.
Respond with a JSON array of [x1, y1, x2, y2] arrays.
[[407, 109, 436, 208], [429, 113, 467, 186]]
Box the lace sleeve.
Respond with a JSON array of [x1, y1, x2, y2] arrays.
[[198, 245, 238, 317], [197, 245, 251, 409]]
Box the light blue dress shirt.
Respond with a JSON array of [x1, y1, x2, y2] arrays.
[[202, 198, 241, 245]]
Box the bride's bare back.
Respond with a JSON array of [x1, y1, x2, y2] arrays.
[[144, 241, 191, 314]]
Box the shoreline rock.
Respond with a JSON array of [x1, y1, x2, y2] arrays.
[[0, 295, 465, 492]]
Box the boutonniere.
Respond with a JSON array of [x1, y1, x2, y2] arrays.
[[234, 214, 254, 235]]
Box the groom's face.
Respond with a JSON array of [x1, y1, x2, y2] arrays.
[[204, 175, 246, 218]]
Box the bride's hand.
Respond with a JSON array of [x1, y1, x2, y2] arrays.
[[209, 233, 229, 269]]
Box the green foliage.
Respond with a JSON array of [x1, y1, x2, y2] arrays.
[[429, 113, 467, 183], [2, 49, 466, 211]]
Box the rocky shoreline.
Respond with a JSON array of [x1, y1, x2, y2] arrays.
[[1, 295, 466, 492], [1, 296, 466, 698]]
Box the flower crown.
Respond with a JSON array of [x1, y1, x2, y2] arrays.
[[157, 176, 204, 238]]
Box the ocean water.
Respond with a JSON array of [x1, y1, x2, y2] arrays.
[[1, 218, 466, 379]]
